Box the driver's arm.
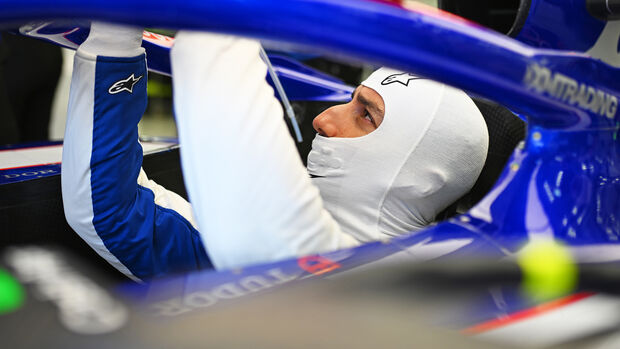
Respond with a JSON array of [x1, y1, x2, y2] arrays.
[[62, 23, 212, 281], [171, 32, 359, 270]]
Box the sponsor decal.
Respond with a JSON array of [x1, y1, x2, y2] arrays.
[[148, 256, 342, 318], [109, 73, 143, 95], [0, 164, 60, 185], [297, 255, 341, 275], [523, 63, 618, 119], [149, 268, 301, 317], [381, 73, 420, 86]]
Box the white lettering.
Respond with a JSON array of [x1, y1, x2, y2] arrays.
[[151, 298, 192, 317], [562, 79, 578, 102], [210, 283, 248, 299], [184, 292, 217, 308], [608, 96, 618, 118], [266, 268, 302, 284], [239, 276, 273, 293], [148, 268, 302, 317], [524, 63, 618, 119]]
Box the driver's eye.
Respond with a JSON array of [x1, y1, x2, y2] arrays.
[[363, 111, 376, 127]]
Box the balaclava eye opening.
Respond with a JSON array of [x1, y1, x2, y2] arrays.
[[307, 67, 489, 242]]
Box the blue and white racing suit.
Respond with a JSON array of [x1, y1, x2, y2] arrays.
[[62, 30, 358, 281]]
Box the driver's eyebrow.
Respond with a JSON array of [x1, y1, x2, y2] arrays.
[[357, 88, 385, 117]]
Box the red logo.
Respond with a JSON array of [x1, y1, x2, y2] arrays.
[[298, 256, 341, 276], [142, 31, 174, 47]]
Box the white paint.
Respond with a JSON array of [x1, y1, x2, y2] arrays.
[[476, 294, 620, 347], [0, 141, 175, 170], [586, 21, 620, 68], [569, 244, 620, 263]]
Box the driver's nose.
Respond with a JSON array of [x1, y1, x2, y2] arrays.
[[312, 106, 341, 137]]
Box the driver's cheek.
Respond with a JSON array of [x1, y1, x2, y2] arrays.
[[354, 117, 375, 136], [336, 106, 370, 138]]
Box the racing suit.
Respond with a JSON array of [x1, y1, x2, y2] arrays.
[[62, 27, 358, 281]]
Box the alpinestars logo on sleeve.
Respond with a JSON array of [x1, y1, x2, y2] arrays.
[[381, 73, 419, 86], [108, 73, 143, 94]]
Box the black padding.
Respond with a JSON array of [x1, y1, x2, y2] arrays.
[[436, 98, 526, 220], [507, 0, 532, 37], [438, 0, 522, 34], [470, 99, 526, 203]]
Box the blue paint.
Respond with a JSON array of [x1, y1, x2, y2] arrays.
[[0, 164, 61, 185], [514, 0, 605, 51], [464, 125, 620, 245], [17, 23, 354, 102]]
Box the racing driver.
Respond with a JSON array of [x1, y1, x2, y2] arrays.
[[61, 22, 488, 281]]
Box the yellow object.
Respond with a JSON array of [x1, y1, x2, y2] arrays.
[[517, 240, 578, 301], [147, 80, 172, 98]]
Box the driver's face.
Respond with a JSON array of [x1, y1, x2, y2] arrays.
[[312, 86, 385, 138]]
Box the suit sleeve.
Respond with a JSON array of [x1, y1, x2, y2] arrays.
[[61, 48, 212, 281], [171, 32, 359, 270]]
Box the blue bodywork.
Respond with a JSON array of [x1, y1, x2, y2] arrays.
[[14, 22, 354, 102], [514, 0, 607, 51], [0, 0, 618, 331]]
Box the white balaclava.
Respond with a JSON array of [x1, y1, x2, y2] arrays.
[[307, 67, 489, 242]]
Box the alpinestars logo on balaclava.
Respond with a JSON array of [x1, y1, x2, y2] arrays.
[[381, 73, 419, 86], [109, 74, 143, 94]]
